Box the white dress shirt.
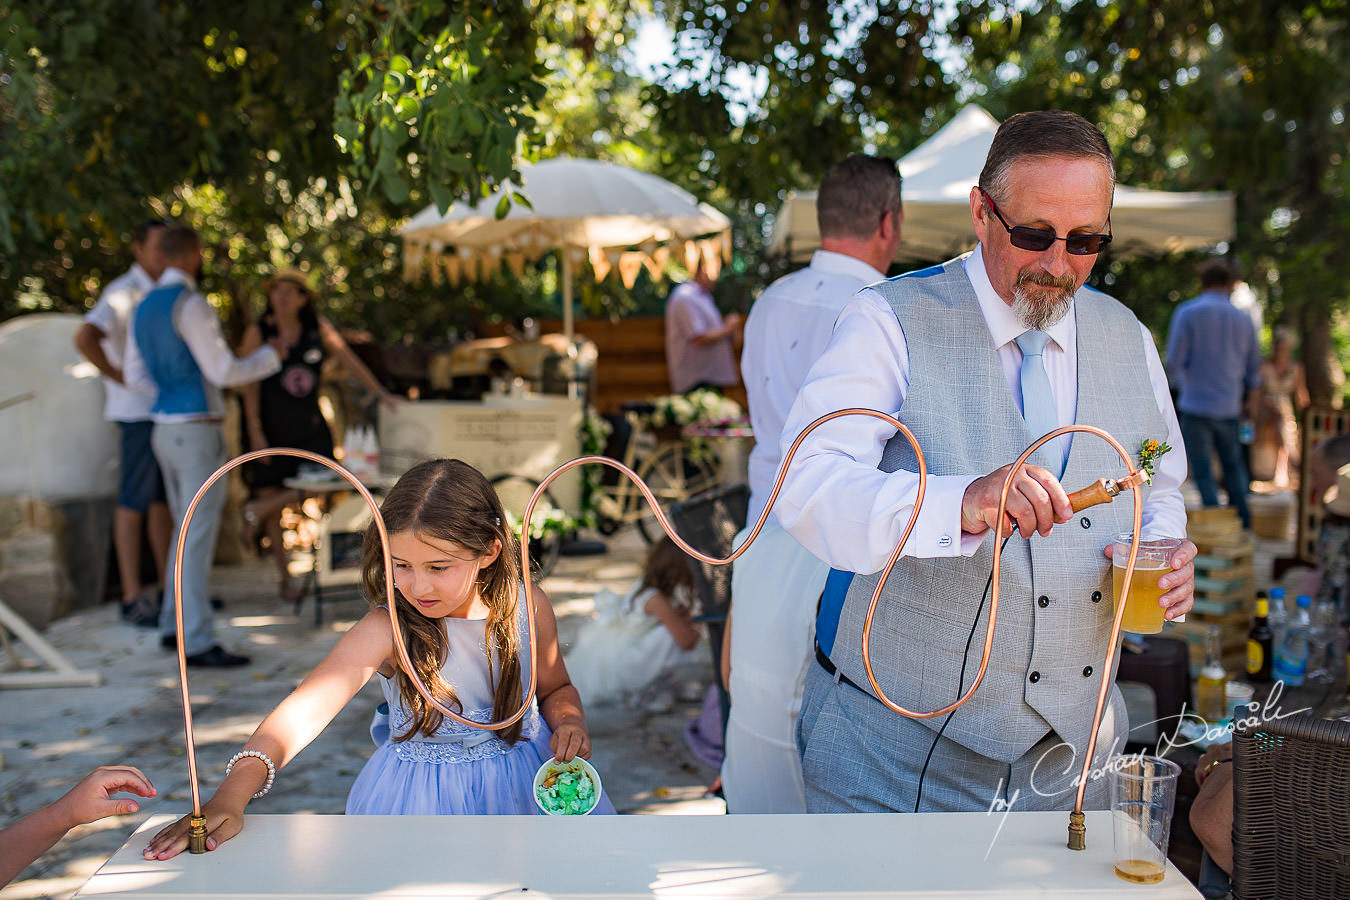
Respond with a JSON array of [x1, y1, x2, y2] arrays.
[[776, 247, 1188, 576], [124, 267, 281, 422], [741, 250, 887, 525], [83, 263, 156, 422]]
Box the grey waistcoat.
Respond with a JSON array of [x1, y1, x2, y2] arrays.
[[831, 256, 1167, 764]]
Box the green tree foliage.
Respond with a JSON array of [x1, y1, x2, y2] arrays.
[[0, 1, 608, 336], [642, 1, 961, 314]]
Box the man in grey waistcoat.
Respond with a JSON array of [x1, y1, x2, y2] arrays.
[[773, 110, 1196, 813]]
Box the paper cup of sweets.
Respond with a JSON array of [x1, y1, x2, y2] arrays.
[[534, 757, 602, 815]]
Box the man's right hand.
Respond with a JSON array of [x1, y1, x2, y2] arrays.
[[960, 463, 1072, 539]]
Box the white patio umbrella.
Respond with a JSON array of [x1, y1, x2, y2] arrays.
[[768, 104, 1235, 263], [399, 158, 732, 341]]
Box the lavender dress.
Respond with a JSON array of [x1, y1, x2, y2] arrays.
[[346, 596, 615, 815]]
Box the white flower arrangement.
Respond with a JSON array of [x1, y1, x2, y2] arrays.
[[649, 388, 744, 428]]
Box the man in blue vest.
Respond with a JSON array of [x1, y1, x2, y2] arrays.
[[774, 111, 1197, 812], [125, 226, 282, 667]]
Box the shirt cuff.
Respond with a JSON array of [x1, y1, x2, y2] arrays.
[[900, 474, 979, 558]]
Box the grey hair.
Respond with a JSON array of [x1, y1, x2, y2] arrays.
[[978, 111, 1115, 205], [816, 154, 902, 242]]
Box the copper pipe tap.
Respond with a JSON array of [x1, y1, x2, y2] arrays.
[[522, 412, 1149, 852]]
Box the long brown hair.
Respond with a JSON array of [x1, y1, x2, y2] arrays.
[[638, 537, 694, 604], [360, 459, 526, 742]]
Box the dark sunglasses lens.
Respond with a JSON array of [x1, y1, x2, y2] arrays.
[[1009, 227, 1056, 252], [1065, 234, 1110, 255]]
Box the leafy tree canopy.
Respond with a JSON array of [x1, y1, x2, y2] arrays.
[[5, 0, 1350, 405]]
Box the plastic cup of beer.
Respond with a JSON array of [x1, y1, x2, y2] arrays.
[[1110, 754, 1181, 884], [1111, 534, 1182, 634]]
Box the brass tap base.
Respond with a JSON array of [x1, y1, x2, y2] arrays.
[[1067, 811, 1086, 851], [187, 815, 208, 855]]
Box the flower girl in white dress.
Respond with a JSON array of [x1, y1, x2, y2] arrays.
[[565, 538, 701, 706]]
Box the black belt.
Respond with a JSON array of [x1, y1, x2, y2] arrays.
[[814, 641, 869, 696]]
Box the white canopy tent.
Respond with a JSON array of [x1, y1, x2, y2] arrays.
[[768, 105, 1235, 264], [399, 158, 732, 341]]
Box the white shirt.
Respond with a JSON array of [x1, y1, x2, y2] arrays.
[[741, 250, 887, 524], [124, 268, 281, 423], [83, 263, 156, 421], [665, 280, 738, 393], [776, 246, 1188, 576]]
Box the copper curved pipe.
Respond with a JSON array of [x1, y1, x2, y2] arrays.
[[174, 419, 1147, 854], [171, 448, 538, 850], [522, 412, 1148, 850]]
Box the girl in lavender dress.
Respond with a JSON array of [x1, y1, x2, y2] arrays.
[[144, 459, 611, 860]]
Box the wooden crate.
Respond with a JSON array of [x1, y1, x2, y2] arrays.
[[1164, 506, 1255, 675]]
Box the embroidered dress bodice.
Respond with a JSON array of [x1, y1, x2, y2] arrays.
[[376, 601, 541, 764]]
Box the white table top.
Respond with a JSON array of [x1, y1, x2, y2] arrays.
[[283, 473, 399, 494], [74, 811, 1200, 899]]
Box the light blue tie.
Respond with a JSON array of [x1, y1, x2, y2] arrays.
[[1015, 330, 1062, 474]]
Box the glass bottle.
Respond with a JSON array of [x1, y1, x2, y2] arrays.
[[1268, 587, 1288, 674], [1308, 598, 1338, 683], [1247, 592, 1273, 683], [1272, 594, 1312, 687], [1197, 625, 1228, 721]]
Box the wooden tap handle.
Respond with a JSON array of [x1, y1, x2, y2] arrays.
[[1068, 479, 1113, 513]]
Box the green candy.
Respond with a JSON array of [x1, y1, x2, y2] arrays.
[[536, 761, 598, 815]]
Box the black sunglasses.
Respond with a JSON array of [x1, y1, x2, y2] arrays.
[[978, 188, 1112, 256]]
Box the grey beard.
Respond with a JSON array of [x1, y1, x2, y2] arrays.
[[1013, 282, 1074, 330]]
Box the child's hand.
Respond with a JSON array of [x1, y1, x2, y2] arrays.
[[54, 766, 156, 829], [142, 796, 245, 861], [549, 723, 591, 763]]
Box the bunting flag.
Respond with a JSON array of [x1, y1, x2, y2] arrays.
[[589, 246, 613, 282], [478, 251, 502, 279], [700, 239, 723, 279], [402, 233, 732, 286], [442, 255, 461, 287], [641, 249, 665, 281], [684, 240, 701, 274], [617, 252, 646, 288]]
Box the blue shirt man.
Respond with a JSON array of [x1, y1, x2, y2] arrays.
[[1166, 259, 1262, 527]]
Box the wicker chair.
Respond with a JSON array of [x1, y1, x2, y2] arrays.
[[1231, 711, 1350, 899], [666, 483, 749, 730]]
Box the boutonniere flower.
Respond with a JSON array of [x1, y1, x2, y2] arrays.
[[1138, 438, 1172, 484]]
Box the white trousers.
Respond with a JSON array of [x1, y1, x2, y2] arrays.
[[722, 519, 829, 813]]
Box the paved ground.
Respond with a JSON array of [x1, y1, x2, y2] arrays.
[[0, 527, 724, 900]]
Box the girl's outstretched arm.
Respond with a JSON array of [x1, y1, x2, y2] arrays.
[[643, 589, 700, 651], [143, 609, 394, 861], [531, 585, 591, 762]]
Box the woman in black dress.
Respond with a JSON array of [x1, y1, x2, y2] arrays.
[[237, 268, 397, 601]]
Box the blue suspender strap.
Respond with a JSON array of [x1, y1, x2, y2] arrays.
[[814, 567, 854, 658]]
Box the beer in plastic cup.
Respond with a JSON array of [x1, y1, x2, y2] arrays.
[[1110, 754, 1181, 884], [1111, 534, 1182, 634]]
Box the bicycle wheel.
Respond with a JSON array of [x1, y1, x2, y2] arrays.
[[634, 442, 720, 544], [490, 474, 564, 578]]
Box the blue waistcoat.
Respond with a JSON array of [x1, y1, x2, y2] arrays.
[[132, 284, 209, 417]]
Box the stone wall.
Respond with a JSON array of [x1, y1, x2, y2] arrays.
[[0, 496, 77, 628]]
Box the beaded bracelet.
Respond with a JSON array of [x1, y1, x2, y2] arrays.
[[225, 749, 276, 799]]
